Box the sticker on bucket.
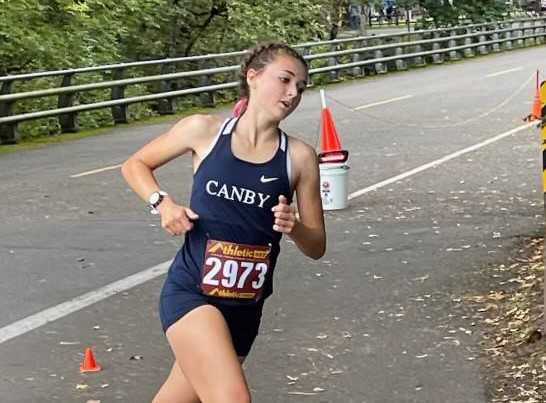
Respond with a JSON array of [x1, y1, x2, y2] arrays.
[[319, 163, 350, 210]]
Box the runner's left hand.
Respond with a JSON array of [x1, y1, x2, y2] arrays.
[[272, 195, 296, 234]]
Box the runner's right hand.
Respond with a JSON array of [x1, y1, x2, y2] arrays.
[[157, 197, 199, 236]]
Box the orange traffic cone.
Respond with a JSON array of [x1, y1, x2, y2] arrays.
[[80, 347, 102, 373], [319, 89, 348, 163], [530, 91, 541, 121], [525, 70, 541, 122]]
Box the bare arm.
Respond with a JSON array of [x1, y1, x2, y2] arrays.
[[272, 138, 326, 259], [121, 114, 221, 235]]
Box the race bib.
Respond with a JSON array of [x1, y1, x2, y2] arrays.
[[201, 239, 271, 301]]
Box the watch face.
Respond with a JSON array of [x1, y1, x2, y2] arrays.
[[149, 192, 160, 205]]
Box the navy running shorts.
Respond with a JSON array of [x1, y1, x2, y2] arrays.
[[159, 276, 264, 357]]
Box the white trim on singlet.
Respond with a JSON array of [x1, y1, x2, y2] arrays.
[[222, 116, 239, 135], [281, 131, 294, 192], [199, 118, 233, 167], [280, 131, 286, 151]]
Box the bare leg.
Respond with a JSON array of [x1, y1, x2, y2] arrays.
[[152, 355, 247, 403], [165, 305, 251, 403], [152, 362, 200, 403]]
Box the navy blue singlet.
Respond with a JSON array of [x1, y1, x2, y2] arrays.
[[166, 116, 293, 306]]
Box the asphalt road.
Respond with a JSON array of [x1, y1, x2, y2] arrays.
[[1, 45, 545, 402]]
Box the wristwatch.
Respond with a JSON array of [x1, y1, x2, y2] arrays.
[[148, 190, 168, 215]]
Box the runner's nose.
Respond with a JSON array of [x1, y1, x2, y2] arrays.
[[287, 82, 298, 99]]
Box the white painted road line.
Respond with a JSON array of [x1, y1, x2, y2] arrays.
[[70, 164, 122, 178], [486, 67, 523, 78], [348, 121, 537, 200], [353, 95, 413, 111], [0, 260, 172, 345], [1, 122, 537, 345]]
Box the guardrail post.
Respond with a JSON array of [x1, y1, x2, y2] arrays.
[[372, 38, 387, 74], [534, 19, 544, 45], [394, 46, 407, 70], [431, 32, 444, 64], [58, 73, 79, 133], [463, 28, 474, 57], [111, 68, 128, 124], [351, 41, 365, 77], [524, 20, 535, 46], [524, 21, 532, 46], [373, 50, 387, 74], [328, 44, 340, 81], [477, 30, 489, 55], [504, 28, 513, 50], [448, 30, 460, 61], [412, 33, 426, 67], [199, 73, 215, 107], [197, 59, 215, 107], [0, 80, 20, 144], [300, 48, 314, 87], [491, 24, 501, 52], [158, 63, 176, 114], [515, 22, 524, 48], [491, 31, 500, 52]]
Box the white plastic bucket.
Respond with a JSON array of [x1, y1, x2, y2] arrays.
[[319, 163, 350, 210]]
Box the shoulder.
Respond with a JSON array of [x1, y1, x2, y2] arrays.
[[164, 113, 225, 154], [170, 114, 224, 139], [286, 134, 319, 184], [286, 135, 318, 163]]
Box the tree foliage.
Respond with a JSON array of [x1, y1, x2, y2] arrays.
[[0, 0, 340, 75], [0, 0, 514, 75], [417, 0, 508, 27], [0, 0, 514, 139]]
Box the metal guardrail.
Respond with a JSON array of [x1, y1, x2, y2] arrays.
[[1, 17, 545, 144]]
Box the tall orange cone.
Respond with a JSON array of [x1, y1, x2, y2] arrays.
[[318, 89, 350, 211], [320, 108, 342, 152], [319, 89, 348, 163], [526, 70, 541, 122], [80, 347, 102, 373]]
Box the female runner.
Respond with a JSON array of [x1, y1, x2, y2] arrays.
[[122, 42, 326, 403]]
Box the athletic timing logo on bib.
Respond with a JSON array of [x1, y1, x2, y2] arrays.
[[201, 239, 271, 301]]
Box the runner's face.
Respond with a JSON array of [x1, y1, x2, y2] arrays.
[[248, 55, 307, 120]]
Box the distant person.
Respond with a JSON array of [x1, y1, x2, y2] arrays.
[[121, 42, 326, 403], [386, 5, 393, 24], [379, 7, 385, 25], [348, 4, 362, 30]]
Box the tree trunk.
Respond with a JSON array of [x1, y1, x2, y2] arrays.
[[166, 0, 178, 57]]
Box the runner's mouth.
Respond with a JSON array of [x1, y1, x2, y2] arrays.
[[280, 100, 291, 108]]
